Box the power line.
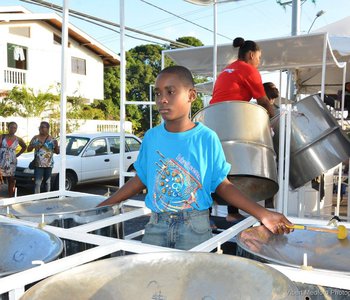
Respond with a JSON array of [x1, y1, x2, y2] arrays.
[[140, 0, 232, 40], [20, 0, 192, 49]]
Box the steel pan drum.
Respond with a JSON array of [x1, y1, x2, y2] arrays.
[[236, 225, 350, 272], [21, 252, 300, 300], [271, 94, 350, 189], [236, 225, 350, 299], [192, 101, 279, 202], [0, 195, 123, 256], [0, 222, 63, 277]]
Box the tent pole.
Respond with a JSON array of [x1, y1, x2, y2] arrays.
[[119, 0, 126, 188], [212, 0, 217, 82], [59, 0, 69, 194]]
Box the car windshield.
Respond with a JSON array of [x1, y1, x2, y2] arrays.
[[65, 136, 90, 156]]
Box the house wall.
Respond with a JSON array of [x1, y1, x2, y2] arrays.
[[0, 20, 104, 103]]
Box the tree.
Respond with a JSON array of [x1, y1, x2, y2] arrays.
[[3, 86, 59, 117], [91, 98, 120, 120], [0, 101, 16, 117], [176, 36, 204, 47]]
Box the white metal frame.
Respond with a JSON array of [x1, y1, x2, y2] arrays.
[[1, 195, 349, 298]]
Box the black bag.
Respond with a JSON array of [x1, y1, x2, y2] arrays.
[[28, 156, 36, 170]]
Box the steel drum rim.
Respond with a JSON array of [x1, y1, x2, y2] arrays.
[[192, 100, 268, 117], [0, 222, 63, 277], [6, 204, 112, 218], [236, 225, 350, 274], [3, 196, 111, 218], [21, 252, 300, 300]]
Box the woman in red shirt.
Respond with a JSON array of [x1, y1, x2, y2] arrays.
[[210, 37, 274, 118], [210, 38, 275, 224]]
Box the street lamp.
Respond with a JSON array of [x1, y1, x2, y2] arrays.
[[308, 10, 325, 33]]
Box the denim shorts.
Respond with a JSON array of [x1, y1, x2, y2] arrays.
[[142, 209, 212, 250]]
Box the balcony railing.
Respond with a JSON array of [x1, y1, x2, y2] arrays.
[[4, 69, 26, 85]]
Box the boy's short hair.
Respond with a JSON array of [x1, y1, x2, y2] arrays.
[[158, 66, 195, 88]]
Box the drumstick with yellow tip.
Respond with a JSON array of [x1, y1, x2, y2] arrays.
[[286, 224, 348, 240]]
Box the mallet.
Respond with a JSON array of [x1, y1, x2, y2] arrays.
[[286, 224, 348, 240]]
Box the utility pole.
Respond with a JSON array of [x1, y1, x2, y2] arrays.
[[289, 0, 301, 99]]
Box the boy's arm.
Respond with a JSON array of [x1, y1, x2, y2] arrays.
[[97, 175, 146, 207], [215, 178, 292, 234]]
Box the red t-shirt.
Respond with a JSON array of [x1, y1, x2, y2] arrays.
[[210, 60, 265, 104]]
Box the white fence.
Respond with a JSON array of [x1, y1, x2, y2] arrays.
[[0, 117, 132, 143]]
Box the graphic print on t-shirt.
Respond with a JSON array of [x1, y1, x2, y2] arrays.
[[153, 151, 202, 212]]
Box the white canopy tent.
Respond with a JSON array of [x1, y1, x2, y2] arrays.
[[315, 16, 350, 37], [162, 33, 349, 95]]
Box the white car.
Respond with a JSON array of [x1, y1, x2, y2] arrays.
[[15, 132, 142, 191]]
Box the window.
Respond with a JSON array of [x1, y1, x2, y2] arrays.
[[7, 43, 27, 70], [9, 26, 30, 38], [86, 138, 107, 156], [53, 34, 71, 47], [53, 34, 62, 45], [126, 137, 141, 152], [65, 137, 89, 156], [71, 57, 86, 75], [108, 137, 120, 154]]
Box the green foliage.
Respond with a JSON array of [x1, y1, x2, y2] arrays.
[[191, 96, 204, 117], [4, 86, 59, 117], [0, 101, 16, 117], [92, 98, 120, 120], [176, 36, 204, 47]]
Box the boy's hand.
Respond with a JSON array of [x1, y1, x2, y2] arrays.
[[260, 211, 293, 235]]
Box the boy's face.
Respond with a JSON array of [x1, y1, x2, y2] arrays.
[[346, 83, 350, 92], [154, 72, 196, 123]]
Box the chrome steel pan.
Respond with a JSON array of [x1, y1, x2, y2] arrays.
[[0, 222, 63, 277], [0, 195, 122, 256], [272, 94, 350, 189], [0, 195, 112, 224], [236, 225, 350, 273], [21, 252, 299, 300], [192, 101, 278, 202]]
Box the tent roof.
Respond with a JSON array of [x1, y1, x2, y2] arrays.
[[163, 33, 349, 94], [315, 16, 350, 37]]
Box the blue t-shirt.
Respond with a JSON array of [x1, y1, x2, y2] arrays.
[[134, 122, 231, 212]]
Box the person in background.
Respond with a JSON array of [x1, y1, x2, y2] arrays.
[[209, 38, 275, 223], [263, 82, 279, 108], [210, 37, 275, 118], [27, 121, 59, 194], [263, 82, 280, 208], [0, 122, 27, 197], [97, 65, 292, 250]]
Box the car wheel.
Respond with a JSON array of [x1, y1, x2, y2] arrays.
[[125, 164, 136, 182], [53, 171, 77, 191], [65, 172, 77, 191]]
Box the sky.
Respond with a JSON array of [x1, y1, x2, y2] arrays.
[[2, 0, 350, 55]]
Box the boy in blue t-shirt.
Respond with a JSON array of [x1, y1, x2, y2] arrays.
[[98, 66, 292, 250]]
